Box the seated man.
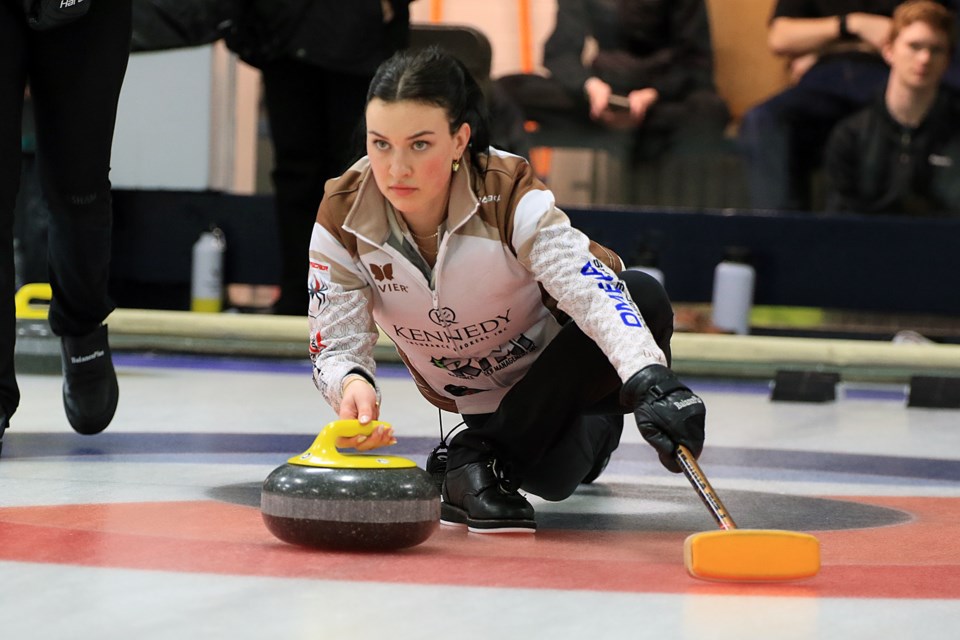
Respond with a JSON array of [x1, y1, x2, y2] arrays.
[[496, 0, 728, 165], [738, 0, 911, 211], [825, 0, 960, 215]]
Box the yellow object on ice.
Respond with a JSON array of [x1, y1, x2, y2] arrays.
[[684, 528, 821, 582], [14, 283, 52, 320], [289, 419, 416, 469]]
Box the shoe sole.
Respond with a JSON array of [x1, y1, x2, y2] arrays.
[[440, 502, 536, 533]]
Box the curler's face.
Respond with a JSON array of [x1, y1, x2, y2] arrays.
[[366, 98, 470, 224]]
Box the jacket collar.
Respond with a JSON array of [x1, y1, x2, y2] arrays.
[[445, 154, 482, 232], [342, 155, 481, 246], [880, 88, 953, 133]]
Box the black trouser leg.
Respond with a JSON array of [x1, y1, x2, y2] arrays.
[[515, 413, 623, 501], [29, 0, 131, 337], [0, 0, 129, 420], [0, 0, 28, 418], [449, 270, 674, 498]]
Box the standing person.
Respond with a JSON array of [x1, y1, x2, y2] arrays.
[[739, 0, 914, 211], [825, 0, 960, 215], [1, 0, 131, 456], [225, 0, 413, 315], [497, 0, 729, 164], [307, 47, 706, 533]]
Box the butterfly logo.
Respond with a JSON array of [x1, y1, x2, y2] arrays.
[[371, 263, 394, 281]]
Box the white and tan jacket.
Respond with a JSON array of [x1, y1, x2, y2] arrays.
[[308, 148, 666, 415]]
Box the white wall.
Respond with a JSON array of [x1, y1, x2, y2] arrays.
[[111, 47, 212, 190], [111, 43, 259, 193]]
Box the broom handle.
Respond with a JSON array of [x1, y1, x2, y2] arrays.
[[676, 444, 738, 531]]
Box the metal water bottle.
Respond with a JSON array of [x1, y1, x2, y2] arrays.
[[711, 248, 755, 335], [191, 227, 226, 313]]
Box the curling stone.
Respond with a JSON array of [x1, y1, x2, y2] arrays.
[[261, 419, 440, 551], [14, 283, 61, 375]]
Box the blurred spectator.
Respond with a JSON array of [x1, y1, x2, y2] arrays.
[[825, 0, 960, 216], [131, 0, 413, 315], [130, 0, 231, 49], [496, 0, 728, 165], [739, 1, 959, 212], [739, 1, 902, 211], [225, 0, 413, 315]]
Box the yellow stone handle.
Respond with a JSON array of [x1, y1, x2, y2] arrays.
[[14, 283, 53, 320], [288, 419, 416, 469]]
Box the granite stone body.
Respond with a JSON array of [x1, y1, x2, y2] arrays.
[[261, 464, 440, 550]]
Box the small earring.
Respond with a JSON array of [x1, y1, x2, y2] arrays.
[[452, 158, 461, 173]]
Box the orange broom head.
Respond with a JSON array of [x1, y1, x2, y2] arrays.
[[684, 529, 820, 582]]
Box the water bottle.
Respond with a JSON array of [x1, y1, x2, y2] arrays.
[[711, 247, 755, 335], [191, 227, 226, 313]]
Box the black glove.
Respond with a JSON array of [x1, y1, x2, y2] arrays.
[[620, 364, 706, 473]]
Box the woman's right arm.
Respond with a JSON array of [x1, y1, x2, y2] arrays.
[[307, 222, 381, 415]]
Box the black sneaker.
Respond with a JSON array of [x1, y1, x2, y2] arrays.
[[61, 324, 118, 435], [441, 459, 536, 533]]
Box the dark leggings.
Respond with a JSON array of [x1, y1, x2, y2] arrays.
[[0, 0, 131, 417], [260, 59, 372, 315], [450, 270, 674, 500]]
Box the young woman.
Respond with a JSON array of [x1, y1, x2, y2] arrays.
[[307, 47, 706, 533]]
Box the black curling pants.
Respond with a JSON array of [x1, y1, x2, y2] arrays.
[[449, 270, 675, 501], [0, 0, 131, 419]]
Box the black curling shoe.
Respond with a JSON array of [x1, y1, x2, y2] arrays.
[[441, 459, 536, 533], [61, 324, 118, 435]]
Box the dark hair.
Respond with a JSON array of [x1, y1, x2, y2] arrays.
[[365, 46, 491, 171]]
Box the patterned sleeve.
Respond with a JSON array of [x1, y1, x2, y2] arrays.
[[510, 184, 667, 382], [307, 221, 381, 412]]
